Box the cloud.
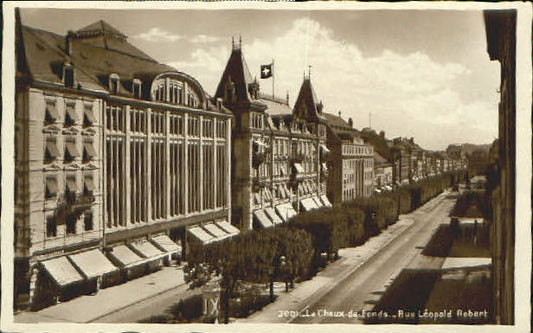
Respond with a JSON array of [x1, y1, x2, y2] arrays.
[[190, 35, 221, 44], [163, 17, 498, 150], [134, 27, 183, 42]]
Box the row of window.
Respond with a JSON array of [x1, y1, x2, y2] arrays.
[[45, 136, 96, 164], [108, 106, 226, 138], [46, 211, 93, 238], [153, 80, 200, 108], [45, 100, 96, 127], [44, 173, 95, 199], [106, 135, 229, 228], [342, 144, 373, 156]]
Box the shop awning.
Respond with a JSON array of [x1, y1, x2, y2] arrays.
[[215, 220, 240, 236], [320, 195, 332, 207], [203, 223, 232, 240], [254, 209, 274, 228], [300, 198, 318, 212], [188, 226, 217, 245], [40, 256, 84, 287], [151, 234, 182, 254], [68, 249, 118, 279], [108, 244, 147, 269], [128, 240, 166, 260], [265, 207, 283, 225], [313, 196, 324, 208], [276, 203, 298, 222]]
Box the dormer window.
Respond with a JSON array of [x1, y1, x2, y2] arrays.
[[63, 63, 75, 88], [109, 73, 120, 94], [132, 79, 142, 99]]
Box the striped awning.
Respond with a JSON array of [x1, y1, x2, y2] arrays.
[[265, 207, 283, 225], [203, 223, 232, 240], [313, 196, 324, 208], [40, 256, 84, 287], [215, 220, 240, 236], [151, 234, 182, 254], [300, 198, 318, 212], [108, 244, 147, 269], [254, 209, 274, 228], [320, 195, 332, 207], [128, 240, 166, 260], [188, 226, 217, 245], [68, 249, 118, 279], [276, 203, 298, 222]]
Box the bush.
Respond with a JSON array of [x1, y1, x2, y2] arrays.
[[165, 294, 203, 322], [289, 208, 349, 262]]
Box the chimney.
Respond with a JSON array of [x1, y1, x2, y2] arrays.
[[410, 137, 414, 144], [380, 130, 385, 138], [66, 30, 75, 56], [286, 91, 290, 105], [348, 118, 353, 127], [338, 111, 341, 118]]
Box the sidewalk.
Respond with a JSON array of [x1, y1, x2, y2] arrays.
[[241, 191, 451, 323], [15, 265, 187, 323], [241, 216, 416, 323]]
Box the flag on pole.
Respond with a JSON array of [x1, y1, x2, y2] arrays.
[[260, 63, 273, 79]]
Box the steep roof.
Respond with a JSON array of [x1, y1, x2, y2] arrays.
[[260, 98, 292, 116], [18, 21, 179, 96], [214, 48, 256, 103], [293, 78, 326, 123]]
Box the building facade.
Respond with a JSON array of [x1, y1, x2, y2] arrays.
[[484, 10, 515, 325], [324, 113, 374, 205], [214, 43, 331, 231], [15, 18, 233, 309]]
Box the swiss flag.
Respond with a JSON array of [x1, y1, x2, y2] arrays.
[[260, 64, 273, 79]]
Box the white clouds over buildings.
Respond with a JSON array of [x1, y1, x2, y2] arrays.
[[166, 17, 498, 150]]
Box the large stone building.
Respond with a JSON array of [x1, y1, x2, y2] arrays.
[[14, 17, 234, 309], [214, 42, 331, 230], [484, 9, 515, 325], [323, 113, 374, 205]]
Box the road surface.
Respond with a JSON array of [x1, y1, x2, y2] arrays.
[[290, 191, 456, 324]]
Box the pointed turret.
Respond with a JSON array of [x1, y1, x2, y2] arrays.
[[293, 76, 325, 122], [214, 40, 265, 111]]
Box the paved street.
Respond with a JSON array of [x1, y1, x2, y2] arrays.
[[242, 190, 455, 324]]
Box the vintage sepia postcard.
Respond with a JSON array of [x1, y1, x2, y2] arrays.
[[2, 1, 531, 333]]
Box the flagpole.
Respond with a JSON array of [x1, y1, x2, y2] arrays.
[[272, 59, 275, 99]]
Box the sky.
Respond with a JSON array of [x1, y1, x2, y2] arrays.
[[20, 8, 500, 151]]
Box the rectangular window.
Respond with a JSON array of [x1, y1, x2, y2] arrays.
[[83, 140, 96, 162], [84, 212, 94, 231], [65, 103, 78, 126], [45, 137, 60, 161], [66, 214, 76, 234], [45, 101, 59, 123], [84, 174, 95, 196], [64, 140, 80, 162], [66, 175, 78, 195], [46, 216, 57, 237], [45, 176, 58, 198], [83, 104, 96, 127]]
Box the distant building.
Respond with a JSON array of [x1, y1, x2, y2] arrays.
[[323, 113, 374, 205], [14, 16, 233, 310], [374, 151, 393, 190], [214, 42, 330, 231], [484, 9, 516, 325]]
